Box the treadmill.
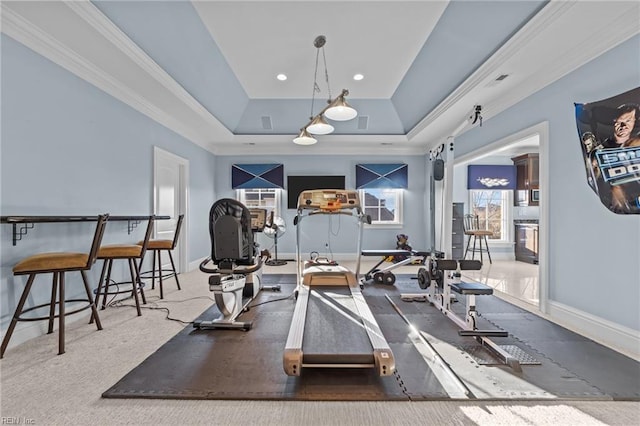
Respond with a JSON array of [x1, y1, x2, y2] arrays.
[[283, 189, 395, 376]]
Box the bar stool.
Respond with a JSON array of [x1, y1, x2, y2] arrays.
[[93, 216, 154, 316], [1, 214, 109, 358], [463, 214, 493, 264], [138, 214, 183, 299]]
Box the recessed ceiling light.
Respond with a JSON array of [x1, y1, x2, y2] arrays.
[[276, 74, 287, 81], [353, 74, 364, 81]]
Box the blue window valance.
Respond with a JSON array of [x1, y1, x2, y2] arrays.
[[356, 163, 408, 189], [232, 164, 284, 189], [467, 165, 516, 190]]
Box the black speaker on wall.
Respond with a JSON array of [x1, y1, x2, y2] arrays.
[[433, 159, 445, 181]]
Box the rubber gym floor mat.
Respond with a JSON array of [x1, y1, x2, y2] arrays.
[[389, 275, 640, 399], [103, 274, 640, 401], [103, 280, 449, 401]]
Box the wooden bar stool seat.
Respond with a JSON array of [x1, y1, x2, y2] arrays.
[[138, 214, 183, 299], [0, 214, 109, 358], [94, 216, 154, 316]]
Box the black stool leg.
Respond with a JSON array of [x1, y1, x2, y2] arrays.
[[48, 273, 59, 334], [93, 260, 108, 317], [167, 250, 181, 290], [1, 274, 36, 358], [484, 235, 492, 264], [102, 259, 115, 310], [157, 250, 164, 300], [58, 272, 66, 355], [472, 236, 478, 260], [127, 259, 142, 316], [133, 260, 146, 305], [81, 270, 102, 330], [464, 236, 472, 260], [151, 250, 157, 290]]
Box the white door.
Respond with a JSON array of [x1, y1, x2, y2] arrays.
[[154, 147, 188, 272]]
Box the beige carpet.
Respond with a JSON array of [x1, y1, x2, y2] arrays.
[[1, 267, 638, 425]]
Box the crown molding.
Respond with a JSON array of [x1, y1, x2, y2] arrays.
[[408, 1, 573, 141], [0, 1, 222, 154], [212, 134, 423, 156], [65, 1, 232, 139], [407, 1, 639, 143], [481, 8, 640, 127]]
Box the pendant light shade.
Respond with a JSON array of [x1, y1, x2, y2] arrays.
[[324, 94, 357, 121], [306, 115, 334, 135], [293, 128, 318, 145], [292, 35, 358, 145]]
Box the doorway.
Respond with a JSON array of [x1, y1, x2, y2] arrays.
[[153, 147, 189, 273], [453, 122, 549, 313]]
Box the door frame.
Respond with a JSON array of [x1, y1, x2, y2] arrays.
[[452, 121, 549, 314], [153, 146, 189, 273]]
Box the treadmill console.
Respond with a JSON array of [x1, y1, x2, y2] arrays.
[[297, 189, 360, 211], [248, 208, 267, 232]]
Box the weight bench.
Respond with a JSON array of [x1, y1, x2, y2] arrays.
[[401, 257, 521, 372], [359, 249, 442, 285]]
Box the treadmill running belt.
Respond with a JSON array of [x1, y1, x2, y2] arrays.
[[303, 285, 374, 365]]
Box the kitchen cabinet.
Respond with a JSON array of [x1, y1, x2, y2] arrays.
[[512, 153, 539, 206], [514, 221, 538, 264], [452, 202, 464, 260]]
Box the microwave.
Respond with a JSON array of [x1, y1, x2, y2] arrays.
[[531, 189, 540, 202]]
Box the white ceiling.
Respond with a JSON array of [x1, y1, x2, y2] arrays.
[[1, 1, 639, 156], [193, 1, 446, 99]]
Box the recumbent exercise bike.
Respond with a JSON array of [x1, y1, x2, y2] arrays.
[[194, 198, 280, 331]]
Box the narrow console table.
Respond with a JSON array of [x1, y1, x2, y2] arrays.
[[0, 215, 170, 246]]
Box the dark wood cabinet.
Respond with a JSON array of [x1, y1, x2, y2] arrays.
[[452, 203, 464, 260], [512, 153, 539, 206], [514, 222, 538, 264]]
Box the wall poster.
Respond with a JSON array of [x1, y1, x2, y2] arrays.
[[575, 86, 640, 214]]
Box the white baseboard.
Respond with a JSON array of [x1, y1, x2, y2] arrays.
[[547, 300, 640, 361]]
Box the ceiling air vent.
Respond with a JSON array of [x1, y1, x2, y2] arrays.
[[357, 116, 369, 130], [261, 116, 273, 130], [485, 73, 510, 88]]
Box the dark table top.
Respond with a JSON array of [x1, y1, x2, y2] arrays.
[[1, 215, 169, 223]]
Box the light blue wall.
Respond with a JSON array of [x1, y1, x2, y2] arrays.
[[455, 35, 640, 331], [214, 155, 428, 258], [2, 24, 638, 350], [0, 35, 216, 339]]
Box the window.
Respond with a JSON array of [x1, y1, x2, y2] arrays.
[[236, 188, 281, 216], [469, 190, 510, 241], [359, 188, 403, 226]]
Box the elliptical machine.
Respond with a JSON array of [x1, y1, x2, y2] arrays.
[[194, 198, 280, 331]]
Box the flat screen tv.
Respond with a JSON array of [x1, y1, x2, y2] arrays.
[[287, 175, 346, 209]]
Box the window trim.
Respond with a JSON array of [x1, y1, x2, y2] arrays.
[[468, 189, 512, 243], [236, 188, 281, 217], [359, 188, 403, 227]]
